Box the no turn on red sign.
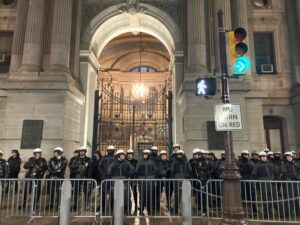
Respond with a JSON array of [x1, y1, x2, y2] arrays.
[[214, 104, 243, 131]]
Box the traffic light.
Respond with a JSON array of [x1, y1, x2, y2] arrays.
[[228, 27, 250, 76], [195, 77, 217, 96]]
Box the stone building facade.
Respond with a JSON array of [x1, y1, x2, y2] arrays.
[[0, 0, 300, 159]]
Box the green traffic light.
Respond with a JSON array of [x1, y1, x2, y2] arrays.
[[232, 56, 251, 74]]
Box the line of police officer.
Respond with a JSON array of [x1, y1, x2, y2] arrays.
[[1, 145, 300, 214]]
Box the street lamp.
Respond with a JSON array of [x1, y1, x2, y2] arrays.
[[132, 32, 149, 99]]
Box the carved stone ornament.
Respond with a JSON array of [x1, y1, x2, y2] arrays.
[[127, 0, 139, 14]]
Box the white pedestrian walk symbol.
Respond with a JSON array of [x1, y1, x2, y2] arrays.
[[197, 80, 207, 95]]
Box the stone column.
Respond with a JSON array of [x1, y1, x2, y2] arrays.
[[286, 1, 300, 84], [48, 0, 73, 73], [19, 0, 46, 72], [187, 0, 208, 73], [9, 0, 29, 72], [231, 0, 248, 30]]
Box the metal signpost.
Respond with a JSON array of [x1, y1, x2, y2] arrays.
[[217, 10, 247, 225]]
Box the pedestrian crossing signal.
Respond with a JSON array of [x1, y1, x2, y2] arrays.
[[195, 77, 217, 96]]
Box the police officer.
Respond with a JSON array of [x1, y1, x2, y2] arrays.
[[237, 150, 255, 208], [7, 149, 21, 179], [280, 152, 300, 217], [23, 148, 48, 209], [126, 149, 138, 213], [69, 148, 79, 179], [107, 149, 134, 215], [170, 149, 191, 215], [252, 151, 278, 217], [7, 149, 21, 193], [250, 151, 260, 164], [267, 151, 274, 162], [135, 149, 158, 215], [0, 150, 9, 193], [69, 146, 92, 210], [98, 145, 116, 212], [170, 144, 181, 161], [47, 147, 68, 209], [91, 151, 102, 184], [237, 150, 254, 180], [158, 150, 171, 210], [150, 145, 161, 212]]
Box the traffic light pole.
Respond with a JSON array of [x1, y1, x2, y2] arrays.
[[217, 10, 247, 225]]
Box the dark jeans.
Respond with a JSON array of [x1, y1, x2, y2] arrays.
[[72, 180, 91, 210], [139, 180, 154, 215], [23, 180, 42, 209]]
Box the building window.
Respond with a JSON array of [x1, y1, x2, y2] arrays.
[[253, 32, 276, 74], [207, 121, 225, 150], [130, 66, 156, 72], [0, 31, 13, 73]]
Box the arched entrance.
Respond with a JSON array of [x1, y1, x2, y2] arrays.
[[95, 32, 171, 157], [80, 6, 183, 154]]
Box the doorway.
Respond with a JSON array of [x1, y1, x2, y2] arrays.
[[263, 116, 285, 153]]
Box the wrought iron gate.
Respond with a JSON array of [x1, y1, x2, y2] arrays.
[[94, 82, 172, 158]]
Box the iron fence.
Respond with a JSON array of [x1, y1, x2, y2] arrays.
[[206, 179, 300, 223], [0, 179, 98, 223]]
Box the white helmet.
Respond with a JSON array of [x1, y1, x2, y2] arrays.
[[263, 148, 270, 152], [291, 150, 296, 154], [53, 147, 63, 153], [241, 149, 249, 154], [127, 149, 134, 154], [172, 144, 180, 149], [192, 148, 201, 154], [107, 145, 115, 150], [143, 149, 151, 154], [0, 150, 2, 155], [198, 149, 206, 154], [284, 152, 293, 157], [78, 146, 87, 151], [160, 150, 167, 155], [33, 148, 42, 153], [176, 150, 184, 154], [258, 151, 267, 156], [151, 146, 158, 151], [267, 151, 274, 155], [115, 149, 126, 156]]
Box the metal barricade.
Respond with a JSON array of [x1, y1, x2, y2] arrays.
[[0, 178, 98, 223], [99, 178, 204, 223], [206, 179, 300, 223]]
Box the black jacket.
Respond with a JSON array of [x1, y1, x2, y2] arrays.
[[7, 156, 21, 178], [158, 159, 170, 178], [107, 159, 134, 179], [280, 160, 298, 180], [237, 158, 255, 179], [48, 156, 68, 178], [251, 160, 278, 180], [135, 158, 157, 178], [24, 157, 48, 179], [98, 154, 115, 180], [170, 157, 191, 179], [189, 157, 212, 182], [0, 159, 9, 178], [69, 156, 92, 178]]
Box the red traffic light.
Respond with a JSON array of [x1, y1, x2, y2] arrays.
[[234, 27, 247, 42]]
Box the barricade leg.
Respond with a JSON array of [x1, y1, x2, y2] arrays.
[[59, 180, 72, 225], [182, 180, 192, 225], [113, 180, 124, 225]]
